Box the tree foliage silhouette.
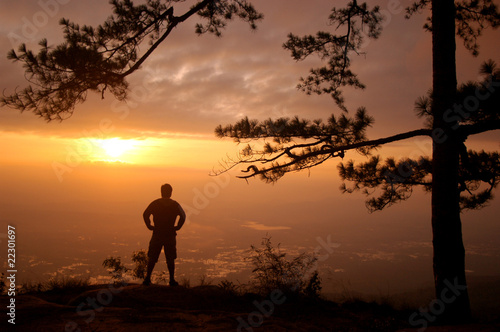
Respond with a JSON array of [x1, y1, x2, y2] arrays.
[[338, 64, 500, 213], [102, 256, 129, 283], [249, 236, 320, 298], [215, 0, 500, 323], [0, 0, 262, 121]]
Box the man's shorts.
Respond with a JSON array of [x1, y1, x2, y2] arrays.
[[147, 231, 177, 262]]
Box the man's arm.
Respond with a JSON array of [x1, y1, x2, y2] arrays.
[[143, 204, 155, 231], [174, 203, 186, 231]]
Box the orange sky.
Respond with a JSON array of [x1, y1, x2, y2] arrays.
[[1, 0, 500, 292]]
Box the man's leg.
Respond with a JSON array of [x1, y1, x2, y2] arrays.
[[166, 258, 177, 285], [144, 259, 156, 285], [165, 233, 178, 286], [144, 235, 161, 285]]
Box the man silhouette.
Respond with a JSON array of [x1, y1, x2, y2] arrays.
[[143, 183, 186, 286]]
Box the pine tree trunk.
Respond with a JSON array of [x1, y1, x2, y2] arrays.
[[430, 0, 471, 323]]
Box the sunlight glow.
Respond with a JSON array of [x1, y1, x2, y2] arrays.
[[70, 134, 239, 167], [100, 138, 134, 158], [82, 137, 143, 163]]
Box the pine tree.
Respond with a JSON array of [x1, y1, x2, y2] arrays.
[[215, 1, 500, 323]]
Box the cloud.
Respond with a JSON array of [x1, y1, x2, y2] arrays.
[[0, 1, 360, 138], [240, 220, 291, 231], [1, 1, 498, 145]]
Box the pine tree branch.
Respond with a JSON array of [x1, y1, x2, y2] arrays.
[[1, 0, 263, 120], [236, 128, 432, 179], [458, 119, 500, 138], [121, 0, 211, 77], [324, 128, 432, 153]]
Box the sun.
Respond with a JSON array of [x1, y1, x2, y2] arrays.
[[79, 137, 154, 164], [99, 138, 135, 159]]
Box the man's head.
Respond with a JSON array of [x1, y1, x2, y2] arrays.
[[161, 183, 173, 198]]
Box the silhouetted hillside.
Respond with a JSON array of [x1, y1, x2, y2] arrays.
[[2, 283, 406, 331], [2, 283, 500, 331]]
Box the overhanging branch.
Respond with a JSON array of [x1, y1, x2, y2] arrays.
[[235, 128, 432, 179], [458, 119, 500, 138], [121, 0, 211, 77]]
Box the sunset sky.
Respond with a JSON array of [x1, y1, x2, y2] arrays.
[[1, 0, 499, 297]]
